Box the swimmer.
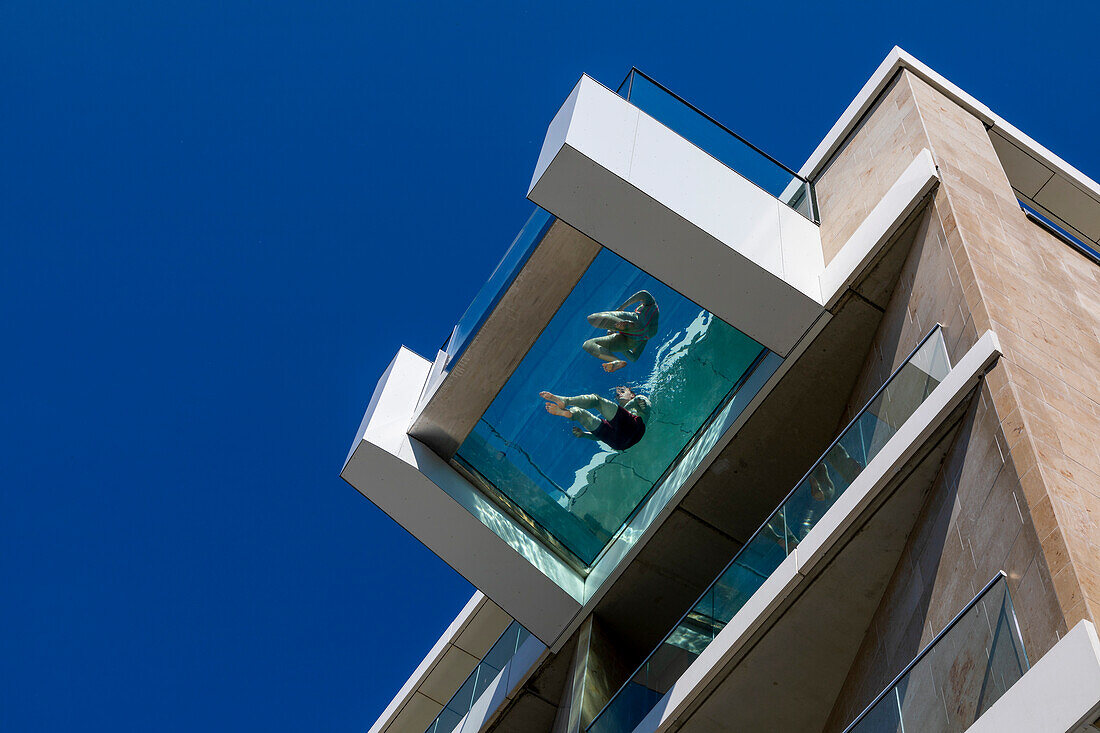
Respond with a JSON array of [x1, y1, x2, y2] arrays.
[[583, 290, 659, 373], [538, 386, 651, 450]]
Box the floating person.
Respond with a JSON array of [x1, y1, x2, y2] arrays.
[[583, 290, 660, 373], [539, 386, 651, 450]]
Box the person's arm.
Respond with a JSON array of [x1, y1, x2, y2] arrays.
[[617, 290, 655, 311]]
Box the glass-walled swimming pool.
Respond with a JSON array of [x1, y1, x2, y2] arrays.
[[454, 247, 768, 569]]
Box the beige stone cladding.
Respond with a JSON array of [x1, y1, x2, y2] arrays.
[[816, 68, 1100, 730]]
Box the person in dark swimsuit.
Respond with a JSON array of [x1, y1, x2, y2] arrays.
[[539, 386, 651, 450], [583, 290, 659, 373]]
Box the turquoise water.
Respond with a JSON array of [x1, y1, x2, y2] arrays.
[[455, 248, 766, 567]]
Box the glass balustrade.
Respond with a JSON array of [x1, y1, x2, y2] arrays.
[[424, 621, 531, 733], [616, 69, 817, 222], [843, 573, 1028, 733], [588, 325, 952, 733]]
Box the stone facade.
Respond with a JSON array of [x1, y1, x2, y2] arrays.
[[815, 68, 1100, 730]]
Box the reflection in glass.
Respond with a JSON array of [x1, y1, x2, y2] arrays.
[[616, 69, 817, 222], [844, 574, 1028, 733], [588, 326, 952, 733], [455, 248, 767, 568]]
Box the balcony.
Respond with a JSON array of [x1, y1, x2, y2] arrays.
[[425, 622, 532, 733], [344, 71, 943, 647], [344, 202, 785, 642], [589, 326, 964, 733], [843, 573, 1027, 733]]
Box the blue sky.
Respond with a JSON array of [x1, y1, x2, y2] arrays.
[[2, 1, 1097, 730]]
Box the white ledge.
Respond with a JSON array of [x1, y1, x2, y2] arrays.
[[965, 620, 1100, 733], [819, 149, 939, 309]]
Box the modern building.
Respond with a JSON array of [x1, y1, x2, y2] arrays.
[[344, 47, 1100, 733]]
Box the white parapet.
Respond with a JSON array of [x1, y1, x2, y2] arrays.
[[528, 75, 824, 357]]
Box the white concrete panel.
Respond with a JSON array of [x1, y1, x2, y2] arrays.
[[530, 78, 582, 192], [966, 621, 1100, 733], [564, 77, 639, 184], [627, 111, 785, 278], [342, 348, 584, 645], [779, 196, 826, 298], [819, 150, 939, 309], [528, 76, 825, 356]]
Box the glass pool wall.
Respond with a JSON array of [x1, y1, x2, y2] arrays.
[[455, 248, 767, 568]]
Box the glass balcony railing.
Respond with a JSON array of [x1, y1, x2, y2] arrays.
[[424, 621, 531, 733], [617, 69, 818, 223], [443, 208, 556, 371], [843, 573, 1028, 733], [588, 325, 952, 733]]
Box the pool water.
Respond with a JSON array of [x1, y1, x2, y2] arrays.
[[455, 248, 766, 567]]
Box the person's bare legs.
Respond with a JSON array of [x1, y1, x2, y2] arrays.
[[539, 392, 617, 428], [583, 333, 643, 373]]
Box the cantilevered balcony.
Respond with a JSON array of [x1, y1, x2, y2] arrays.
[[343, 67, 943, 647], [586, 326, 1003, 733], [342, 203, 784, 642]]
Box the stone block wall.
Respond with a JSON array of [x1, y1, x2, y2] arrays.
[[817, 68, 1100, 731]]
